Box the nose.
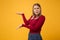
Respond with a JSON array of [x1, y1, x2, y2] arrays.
[[36, 9, 38, 12]]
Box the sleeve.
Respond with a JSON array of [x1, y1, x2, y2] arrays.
[[21, 14, 32, 25], [22, 16, 45, 31]]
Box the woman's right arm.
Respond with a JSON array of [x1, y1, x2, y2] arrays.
[[16, 12, 32, 25], [21, 14, 32, 25]]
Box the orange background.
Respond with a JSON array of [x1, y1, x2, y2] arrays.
[[0, 0, 60, 40]]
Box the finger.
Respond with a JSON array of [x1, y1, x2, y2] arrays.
[[16, 26, 19, 30], [16, 13, 20, 15], [16, 27, 19, 30]]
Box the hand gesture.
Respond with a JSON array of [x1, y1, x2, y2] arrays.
[[16, 12, 24, 15], [16, 24, 23, 30]]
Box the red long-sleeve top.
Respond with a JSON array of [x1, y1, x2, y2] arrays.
[[22, 14, 45, 33]]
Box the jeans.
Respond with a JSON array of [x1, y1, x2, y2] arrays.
[[28, 33, 42, 40]]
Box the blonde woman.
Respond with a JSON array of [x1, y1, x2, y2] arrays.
[[16, 3, 45, 40]]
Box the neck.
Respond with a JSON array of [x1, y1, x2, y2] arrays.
[[35, 14, 41, 17], [34, 14, 41, 19]]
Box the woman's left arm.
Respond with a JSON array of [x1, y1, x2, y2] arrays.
[[22, 16, 45, 31]]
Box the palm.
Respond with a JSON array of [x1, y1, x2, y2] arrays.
[[16, 24, 22, 30], [16, 12, 24, 15]]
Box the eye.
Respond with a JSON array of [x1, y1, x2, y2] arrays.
[[37, 8, 39, 9], [34, 8, 36, 9]]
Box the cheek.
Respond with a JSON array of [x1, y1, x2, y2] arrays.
[[37, 9, 40, 12], [34, 9, 36, 12]]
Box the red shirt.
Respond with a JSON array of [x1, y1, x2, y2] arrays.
[[22, 14, 45, 33]]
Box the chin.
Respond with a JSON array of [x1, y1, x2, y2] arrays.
[[35, 14, 39, 15]]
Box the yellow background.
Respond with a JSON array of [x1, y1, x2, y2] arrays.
[[0, 0, 60, 40]]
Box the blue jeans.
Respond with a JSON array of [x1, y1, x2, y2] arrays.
[[28, 33, 42, 40]]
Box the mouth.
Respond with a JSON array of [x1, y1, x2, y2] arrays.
[[36, 12, 38, 13]]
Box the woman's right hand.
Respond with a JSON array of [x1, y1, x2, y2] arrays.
[[16, 12, 24, 15], [16, 24, 23, 30]]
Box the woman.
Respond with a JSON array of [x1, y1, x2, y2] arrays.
[[16, 3, 45, 40]]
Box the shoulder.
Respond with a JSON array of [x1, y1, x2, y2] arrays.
[[41, 15, 45, 18], [39, 15, 45, 20], [30, 15, 34, 20]]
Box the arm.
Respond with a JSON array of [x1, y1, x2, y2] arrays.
[[16, 12, 32, 25], [21, 14, 32, 25], [22, 16, 45, 31]]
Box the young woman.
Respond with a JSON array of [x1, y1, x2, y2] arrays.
[[16, 3, 45, 40]]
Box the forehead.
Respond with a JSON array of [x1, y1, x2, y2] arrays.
[[33, 5, 40, 8]]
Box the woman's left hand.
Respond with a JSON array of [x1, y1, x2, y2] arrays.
[[16, 24, 23, 30]]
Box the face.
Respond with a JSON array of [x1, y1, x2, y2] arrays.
[[33, 5, 41, 16]]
